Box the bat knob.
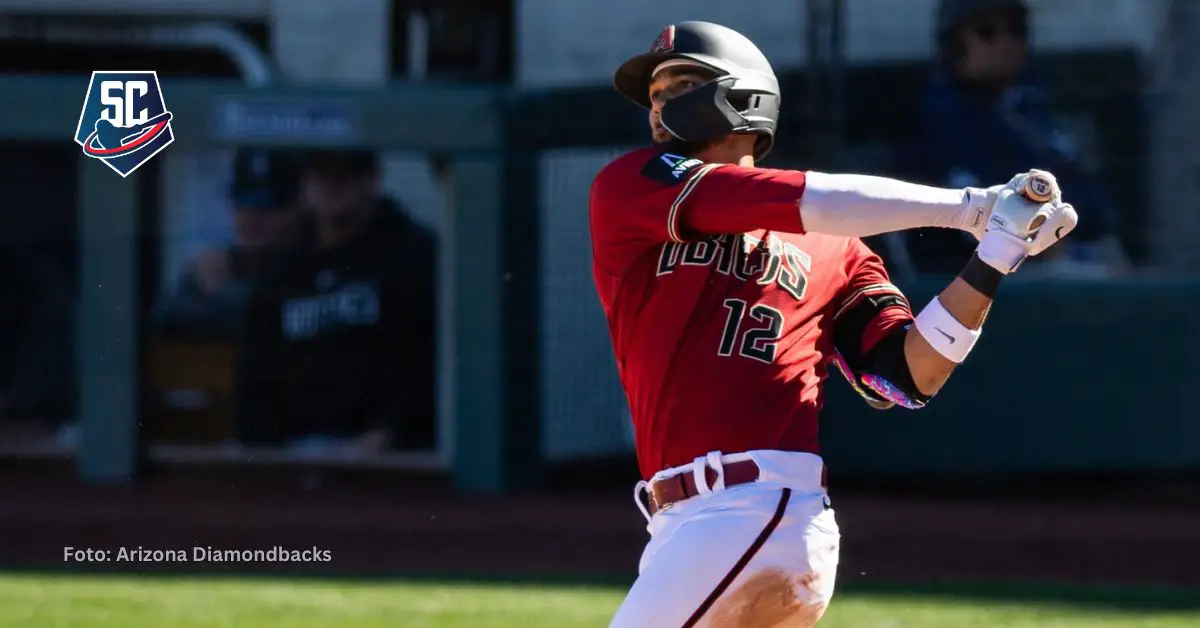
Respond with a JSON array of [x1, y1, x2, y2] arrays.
[[1020, 172, 1056, 204]]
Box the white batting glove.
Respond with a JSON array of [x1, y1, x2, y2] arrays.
[[975, 191, 1079, 274], [962, 170, 1064, 241]]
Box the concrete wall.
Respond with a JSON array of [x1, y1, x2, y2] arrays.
[[0, 0, 268, 19], [517, 0, 1169, 87], [268, 0, 389, 84], [5, 0, 1169, 86]]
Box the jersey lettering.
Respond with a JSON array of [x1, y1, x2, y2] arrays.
[[756, 238, 784, 286], [657, 241, 684, 276], [736, 235, 767, 281], [778, 243, 813, 300], [658, 234, 810, 304], [681, 238, 718, 266]]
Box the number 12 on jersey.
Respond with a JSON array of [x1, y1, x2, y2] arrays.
[[717, 298, 785, 364]]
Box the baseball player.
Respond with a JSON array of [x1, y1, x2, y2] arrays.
[[589, 21, 1078, 627]]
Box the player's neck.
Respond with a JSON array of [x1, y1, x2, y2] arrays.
[[696, 147, 754, 166], [695, 137, 756, 167]]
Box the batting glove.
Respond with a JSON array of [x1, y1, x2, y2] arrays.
[[975, 191, 1079, 274], [962, 170, 1064, 241]]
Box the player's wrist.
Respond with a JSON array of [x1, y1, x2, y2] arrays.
[[974, 229, 1027, 276], [958, 252, 1004, 298], [957, 187, 996, 237]]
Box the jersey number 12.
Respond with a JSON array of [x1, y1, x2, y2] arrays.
[[717, 298, 785, 364]]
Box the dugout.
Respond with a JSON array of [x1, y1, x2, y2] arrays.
[[0, 75, 538, 493]]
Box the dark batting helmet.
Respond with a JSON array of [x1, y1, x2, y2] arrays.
[[613, 21, 781, 160]]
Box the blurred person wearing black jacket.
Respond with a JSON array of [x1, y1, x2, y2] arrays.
[[155, 148, 306, 339], [235, 150, 437, 455], [904, 0, 1122, 275]]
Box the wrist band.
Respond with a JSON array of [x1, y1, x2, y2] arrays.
[[913, 296, 981, 364], [958, 253, 1003, 298]]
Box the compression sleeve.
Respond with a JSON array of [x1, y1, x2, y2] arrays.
[[801, 172, 981, 238], [683, 169, 983, 239]]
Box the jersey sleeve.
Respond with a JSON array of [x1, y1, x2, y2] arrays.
[[828, 240, 916, 409], [589, 150, 809, 275], [832, 241, 912, 355]]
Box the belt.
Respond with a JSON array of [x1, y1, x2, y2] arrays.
[[646, 459, 829, 515], [646, 459, 762, 515]]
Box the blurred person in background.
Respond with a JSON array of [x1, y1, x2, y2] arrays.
[[235, 149, 437, 456], [905, 0, 1121, 276], [155, 148, 306, 338]]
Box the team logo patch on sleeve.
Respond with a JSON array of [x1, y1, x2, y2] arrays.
[[640, 152, 706, 186]]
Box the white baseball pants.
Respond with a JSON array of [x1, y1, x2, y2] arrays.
[[609, 451, 840, 628]]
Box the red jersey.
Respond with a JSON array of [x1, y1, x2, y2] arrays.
[[590, 148, 911, 479]]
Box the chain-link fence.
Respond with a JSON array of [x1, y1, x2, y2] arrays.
[[1, 0, 1197, 479]]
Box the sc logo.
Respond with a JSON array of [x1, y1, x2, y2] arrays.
[[99, 80, 151, 127], [74, 71, 175, 177]]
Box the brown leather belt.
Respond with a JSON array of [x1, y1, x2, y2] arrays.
[[647, 459, 756, 515], [647, 459, 828, 515]]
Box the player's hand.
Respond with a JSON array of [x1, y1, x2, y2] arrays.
[[963, 170, 1064, 241], [975, 190, 1078, 274]]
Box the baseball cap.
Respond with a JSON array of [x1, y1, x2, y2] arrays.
[[229, 148, 301, 211]]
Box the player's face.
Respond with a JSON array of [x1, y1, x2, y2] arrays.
[[959, 10, 1028, 83], [233, 204, 302, 250], [303, 171, 375, 222], [647, 70, 709, 144]]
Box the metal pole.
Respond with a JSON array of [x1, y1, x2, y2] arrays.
[[829, 0, 845, 167], [805, 0, 825, 163], [0, 18, 278, 85], [805, 0, 841, 166], [77, 160, 140, 484]]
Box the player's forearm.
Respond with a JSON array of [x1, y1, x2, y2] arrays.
[[801, 172, 983, 238], [902, 254, 1000, 395]]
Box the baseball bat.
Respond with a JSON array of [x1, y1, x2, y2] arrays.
[[1018, 172, 1058, 232], [1019, 172, 1056, 204]]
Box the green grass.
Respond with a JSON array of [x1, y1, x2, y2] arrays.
[[0, 573, 1196, 627]]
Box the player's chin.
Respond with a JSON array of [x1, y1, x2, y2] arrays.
[[651, 129, 674, 144]]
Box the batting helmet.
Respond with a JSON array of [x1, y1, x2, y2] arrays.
[[613, 21, 781, 160]]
